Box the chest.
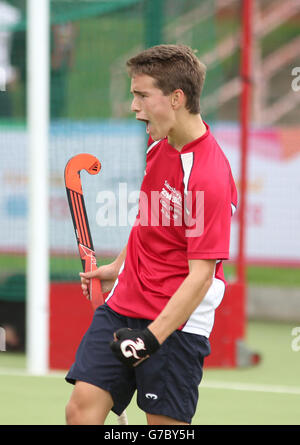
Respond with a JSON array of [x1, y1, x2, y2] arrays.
[[140, 150, 189, 227]]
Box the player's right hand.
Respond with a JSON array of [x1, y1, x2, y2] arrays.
[[80, 263, 118, 298]]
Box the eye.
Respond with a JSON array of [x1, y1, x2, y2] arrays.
[[137, 91, 147, 98]]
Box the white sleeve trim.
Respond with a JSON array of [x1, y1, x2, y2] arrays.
[[180, 152, 194, 195]]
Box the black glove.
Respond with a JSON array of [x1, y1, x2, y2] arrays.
[[110, 327, 160, 367]]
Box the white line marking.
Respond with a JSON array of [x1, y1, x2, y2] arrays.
[[1, 369, 300, 396], [202, 380, 300, 395]]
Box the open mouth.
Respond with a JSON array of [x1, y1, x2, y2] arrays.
[[137, 118, 150, 134]]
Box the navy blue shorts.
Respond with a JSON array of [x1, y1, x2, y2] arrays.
[[65, 304, 210, 423]]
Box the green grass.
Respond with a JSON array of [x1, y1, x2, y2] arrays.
[[197, 320, 300, 425], [0, 320, 299, 425], [0, 255, 113, 280], [223, 264, 300, 287], [1, 254, 299, 286]]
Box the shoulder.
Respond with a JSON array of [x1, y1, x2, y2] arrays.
[[190, 133, 232, 186]]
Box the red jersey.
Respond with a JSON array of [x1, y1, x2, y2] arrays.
[[106, 123, 237, 337]]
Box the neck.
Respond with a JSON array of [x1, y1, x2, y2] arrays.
[[168, 113, 206, 152]]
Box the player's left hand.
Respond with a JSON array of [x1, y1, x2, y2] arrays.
[[110, 327, 160, 367]]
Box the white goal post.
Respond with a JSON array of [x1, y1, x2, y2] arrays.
[[26, 0, 50, 375]]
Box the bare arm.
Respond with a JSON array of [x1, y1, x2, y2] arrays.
[[147, 259, 216, 344], [112, 245, 127, 273]]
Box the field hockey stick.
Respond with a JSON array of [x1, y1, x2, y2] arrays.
[[64, 153, 103, 311], [64, 153, 128, 426]]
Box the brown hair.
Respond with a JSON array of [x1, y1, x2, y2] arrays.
[[126, 44, 206, 114]]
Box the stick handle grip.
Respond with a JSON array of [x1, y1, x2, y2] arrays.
[[84, 256, 105, 311], [89, 277, 105, 312]]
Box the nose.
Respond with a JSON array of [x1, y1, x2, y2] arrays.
[[131, 96, 140, 113]]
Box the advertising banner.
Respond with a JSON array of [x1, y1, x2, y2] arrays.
[[1, 121, 299, 265]]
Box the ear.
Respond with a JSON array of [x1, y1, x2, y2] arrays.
[[171, 89, 185, 110]]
